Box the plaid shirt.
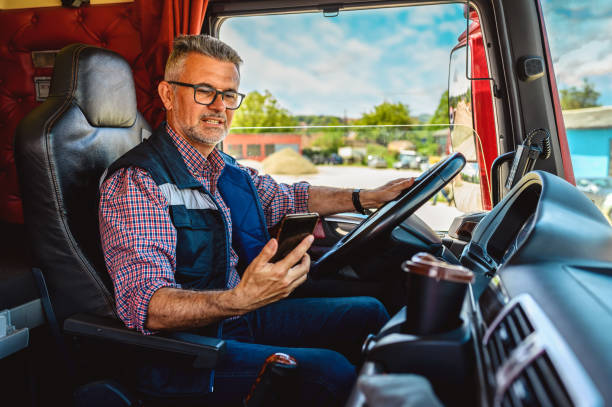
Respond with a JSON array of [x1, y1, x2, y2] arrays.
[[99, 124, 310, 334]]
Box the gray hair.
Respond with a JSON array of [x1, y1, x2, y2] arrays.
[[164, 35, 243, 81]]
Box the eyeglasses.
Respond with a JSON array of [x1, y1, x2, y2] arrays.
[[167, 81, 245, 110]]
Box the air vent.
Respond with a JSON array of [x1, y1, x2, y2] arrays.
[[484, 303, 534, 373], [500, 353, 573, 407], [481, 294, 602, 407]]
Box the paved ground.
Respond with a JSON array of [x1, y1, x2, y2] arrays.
[[242, 162, 464, 231]]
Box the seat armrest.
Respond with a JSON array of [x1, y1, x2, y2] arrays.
[[64, 313, 225, 368]]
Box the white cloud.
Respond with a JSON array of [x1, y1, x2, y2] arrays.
[[406, 4, 454, 26], [438, 20, 466, 35], [555, 39, 612, 86], [542, 0, 612, 104], [221, 5, 463, 118]]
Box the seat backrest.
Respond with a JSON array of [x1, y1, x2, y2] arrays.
[[15, 44, 151, 322]]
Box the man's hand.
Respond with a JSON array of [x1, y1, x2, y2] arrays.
[[360, 178, 415, 209], [145, 234, 313, 331], [307, 178, 416, 216], [230, 234, 314, 313]]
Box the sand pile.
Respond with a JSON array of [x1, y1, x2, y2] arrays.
[[262, 148, 318, 175]]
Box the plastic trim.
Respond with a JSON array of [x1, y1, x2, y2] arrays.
[[64, 313, 226, 369], [484, 294, 602, 407]]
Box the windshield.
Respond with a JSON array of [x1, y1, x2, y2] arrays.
[[220, 4, 487, 231]]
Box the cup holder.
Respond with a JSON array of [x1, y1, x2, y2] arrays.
[[361, 252, 475, 373], [402, 252, 474, 336], [358, 254, 477, 407]]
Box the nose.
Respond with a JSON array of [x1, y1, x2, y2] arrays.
[[208, 93, 226, 112]]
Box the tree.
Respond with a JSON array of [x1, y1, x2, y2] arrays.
[[297, 115, 345, 152], [232, 90, 298, 132], [429, 91, 449, 125], [356, 101, 416, 126], [354, 101, 417, 145], [560, 79, 601, 110], [312, 131, 345, 153], [295, 115, 343, 126]]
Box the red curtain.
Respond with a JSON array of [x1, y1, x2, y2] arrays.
[[133, 0, 208, 127]]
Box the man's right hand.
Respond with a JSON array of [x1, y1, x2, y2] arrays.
[[231, 234, 314, 313], [145, 234, 313, 331]]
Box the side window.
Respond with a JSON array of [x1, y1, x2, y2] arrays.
[[449, 44, 482, 213], [541, 1, 612, 223], [219, 4, 492, 231]]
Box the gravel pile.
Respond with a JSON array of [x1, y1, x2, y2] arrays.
[[262, 148, 318, 175]]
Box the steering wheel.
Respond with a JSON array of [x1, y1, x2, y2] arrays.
[[311, 152, 466, 277]]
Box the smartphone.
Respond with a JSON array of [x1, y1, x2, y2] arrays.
[[271, 213, 319, 262]]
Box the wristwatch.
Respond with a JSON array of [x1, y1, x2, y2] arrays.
[[352, 189, 367, 215]]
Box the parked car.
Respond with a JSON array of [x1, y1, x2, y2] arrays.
[[367, 155, 388, 168], [325, 153, 343, 165], [393, 151, 423, 170], [393, 155, 420, 169]]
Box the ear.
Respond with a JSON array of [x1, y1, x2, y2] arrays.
[[158, 81, 174, 111]]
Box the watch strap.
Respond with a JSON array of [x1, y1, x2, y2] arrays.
[[352, 189, 366, 215]]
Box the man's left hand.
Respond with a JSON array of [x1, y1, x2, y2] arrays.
[[360, 178, 415, 209]]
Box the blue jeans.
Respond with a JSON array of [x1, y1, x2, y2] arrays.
[[138, 296, 389, 406]]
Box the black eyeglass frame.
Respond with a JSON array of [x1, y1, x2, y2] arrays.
[[167, 81, 245, 110]]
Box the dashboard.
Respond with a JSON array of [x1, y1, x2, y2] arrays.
[[464, 171, 612, 406], [351, 170, 612, 407]]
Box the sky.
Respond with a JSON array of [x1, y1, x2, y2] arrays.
[[220, 1, 612, 119], [541, 0, 612, 107]]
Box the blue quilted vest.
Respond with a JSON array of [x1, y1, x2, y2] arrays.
[[105, 124, 270, 290]]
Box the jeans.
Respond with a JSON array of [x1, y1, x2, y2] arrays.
[[138, 296, 389, 406]]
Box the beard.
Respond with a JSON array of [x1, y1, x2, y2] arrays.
[[179, 114, 228, 147], [183, 122, 227, 146]]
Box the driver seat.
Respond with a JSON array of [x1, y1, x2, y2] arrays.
[[14, 44, 225, 405]]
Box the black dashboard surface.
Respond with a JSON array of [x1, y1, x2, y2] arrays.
[[499, 263, 612, 403], [463, 171, 612, 405]]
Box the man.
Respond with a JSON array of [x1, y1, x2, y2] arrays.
[[99, 35, 414, 406]]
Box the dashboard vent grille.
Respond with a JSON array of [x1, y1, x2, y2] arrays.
[[481, 295, 601, 407], [501, 353, 573, 407], [485, 304, 534, 372]]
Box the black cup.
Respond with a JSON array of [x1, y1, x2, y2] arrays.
[[402, 252, 474, 335]]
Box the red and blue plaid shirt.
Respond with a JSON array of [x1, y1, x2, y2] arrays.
[[99, 124, 309, 334]]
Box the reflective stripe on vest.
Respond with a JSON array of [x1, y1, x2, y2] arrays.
[[158, 183, 217, 211]]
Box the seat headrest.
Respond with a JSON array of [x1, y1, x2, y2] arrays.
[[49, 43, 137, 128]]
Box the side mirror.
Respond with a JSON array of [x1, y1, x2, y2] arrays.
[[448, 45, 484, 212]]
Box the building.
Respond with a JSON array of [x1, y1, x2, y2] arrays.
[[224, 133, 303, 161], [563, 106, 612, 178]]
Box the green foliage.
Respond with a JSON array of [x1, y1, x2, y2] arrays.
[[295, 115, 343, 126], [298, 115, 346, 154], [232, 90, 298, 132], [429, 91, 449, 125], [356, 101, 416, 126], [312, 131, 345, 153], [354, 101, 417, 145], [560, 79, 601, 110], [366, 143, 387, 156], [414, 132, 440, 156]]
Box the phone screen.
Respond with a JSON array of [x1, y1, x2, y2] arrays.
[[271, 213, 319, 262]]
